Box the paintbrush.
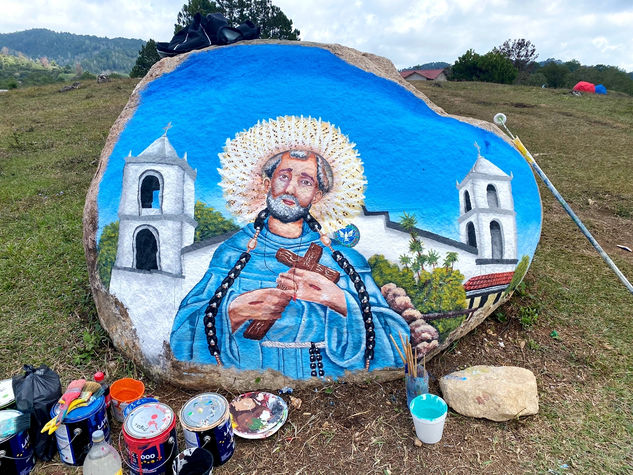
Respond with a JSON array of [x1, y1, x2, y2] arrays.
[[0, 411, 30, 439], [65, 381, 103, 415], [41, 379, 86, 434]]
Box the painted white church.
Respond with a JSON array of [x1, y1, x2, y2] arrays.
[[108, 133, 518, 362]]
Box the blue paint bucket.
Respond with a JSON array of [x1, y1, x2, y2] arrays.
[[179, 393, 234, 467], [0, 410, 35, 475], [409, 394, 448, 444], [51, 395, 109, 466]]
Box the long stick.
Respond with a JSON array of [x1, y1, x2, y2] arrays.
[[494, 113, 633, 296]]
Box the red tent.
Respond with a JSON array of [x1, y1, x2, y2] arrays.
[[573, 81, 595, 93]]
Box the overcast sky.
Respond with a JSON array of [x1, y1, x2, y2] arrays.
[[2, 0, 632, 71]]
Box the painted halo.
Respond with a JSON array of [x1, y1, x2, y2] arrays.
[[218, 116, 367, 233]]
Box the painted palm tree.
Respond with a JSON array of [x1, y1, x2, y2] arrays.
[[399, 254, 412, 268], [400, 212, 418, 233], [426, 250, 440, 269], [443, 251, 459, 270]]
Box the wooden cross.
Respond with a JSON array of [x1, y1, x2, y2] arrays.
[[243, 243, 341, 340]]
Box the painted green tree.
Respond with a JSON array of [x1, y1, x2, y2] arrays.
[[97, 221, 119, 288], [504, 255, 530, 295], [369, 212, 467, 341], [194, 201, 239, 241]]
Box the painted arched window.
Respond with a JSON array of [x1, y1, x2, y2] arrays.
[[466, 222, 477, 248], [140, 174, 161, 209], [464, 190, 472, 213], [487, 184, 499, 208], [135, 228, 159, 270], [490, 221, 503, 259]]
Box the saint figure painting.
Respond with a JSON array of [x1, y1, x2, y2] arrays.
[[169, 117, 410, 379]]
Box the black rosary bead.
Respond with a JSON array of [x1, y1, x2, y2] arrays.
[[310, 355, 315, 362], [318, 369, 325, 377], [311, 371, 317, 377], [310, 363, 317, 370]]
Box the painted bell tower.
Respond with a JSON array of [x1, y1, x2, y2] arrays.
[[113, 130, 197, 277], [457, 144, 517, 263]]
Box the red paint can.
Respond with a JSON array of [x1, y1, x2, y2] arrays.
[[122, 402, 178, 475]]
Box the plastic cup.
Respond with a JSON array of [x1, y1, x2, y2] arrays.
[[110, 378, 145, 422], [409, 393, 447, 444], [405, 366, 429, 408]]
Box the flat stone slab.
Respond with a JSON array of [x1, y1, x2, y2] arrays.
[[84, 41, 542, 389], [439, 365, 539, 421]]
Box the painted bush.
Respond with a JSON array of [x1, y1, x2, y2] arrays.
[[88, 42, 541, 388]]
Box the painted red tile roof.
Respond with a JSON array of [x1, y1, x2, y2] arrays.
[[464, 272, 514, 291], [400, 69, 446, 80]]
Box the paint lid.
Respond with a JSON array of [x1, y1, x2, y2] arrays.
[[0, 379, 14, 409], [180, 393, 228, 431], [124, 397, 160, 419], [0, 409, 25, 443], [50, 395, 105, 423], [124, 402, 174, 440], [229, 391, 288, 439]]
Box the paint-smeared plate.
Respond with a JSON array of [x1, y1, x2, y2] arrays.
[[229, 391, 288, 439]]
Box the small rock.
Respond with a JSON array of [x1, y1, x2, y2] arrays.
[[414, 438, 423, 447], [290, 396, 302, 409], [439, 365, 539, 422]]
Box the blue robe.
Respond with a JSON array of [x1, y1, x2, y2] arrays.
[[170, 221, 410, 379]]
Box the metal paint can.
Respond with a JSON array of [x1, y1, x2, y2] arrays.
[[50, 395, 109, 466], [0, 410, 35, 475], [179, 393, 235, 467], [0, 379, 16, 410], [122, 402, 178, 475]]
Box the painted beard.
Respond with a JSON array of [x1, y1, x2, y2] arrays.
[[266, 192, 311, 223]]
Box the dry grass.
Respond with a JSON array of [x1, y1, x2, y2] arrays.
[[1, 79, 632, 473]]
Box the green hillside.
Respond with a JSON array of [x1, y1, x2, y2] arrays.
[[0, 28, 144, 74]]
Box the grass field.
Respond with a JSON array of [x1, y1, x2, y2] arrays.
[[0, 78, 632, 473]]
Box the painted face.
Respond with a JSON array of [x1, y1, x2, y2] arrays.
[[265, 152, 323, 223]]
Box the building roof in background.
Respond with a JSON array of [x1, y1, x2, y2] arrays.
[[400, 69, 446, 80]]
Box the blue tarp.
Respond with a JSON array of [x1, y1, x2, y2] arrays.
[[595, 84, 607, 94]]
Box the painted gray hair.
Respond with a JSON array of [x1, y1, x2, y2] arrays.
[[261, 150, 333, 194]]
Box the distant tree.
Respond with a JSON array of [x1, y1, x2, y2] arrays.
[[540, 61, 569, 88], [564, 59, 581, 72], [130, 39, 161, 78], [494, 38, 538, 73], [194, 201, 239, 241], [175, 0, 222, 33], [175, 0, 300, 39], [477, 51, 517, 84], [452, 49, 517, 84], [451, 49, 481, 81]]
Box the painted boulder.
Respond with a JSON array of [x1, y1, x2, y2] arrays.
[[84, 41, 541, 389]]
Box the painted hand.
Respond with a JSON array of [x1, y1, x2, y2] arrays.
[[228, 288, 293, 332], [277, 267, 347, 316]]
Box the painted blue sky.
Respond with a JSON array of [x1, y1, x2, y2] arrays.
[[97, 44, 542, 259]]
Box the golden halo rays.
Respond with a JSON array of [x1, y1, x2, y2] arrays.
[[218, 116, 366, 233]]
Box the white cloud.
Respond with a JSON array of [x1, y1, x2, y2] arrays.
[[0, 0, 631, 71]]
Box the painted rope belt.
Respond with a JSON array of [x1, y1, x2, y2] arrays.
[[50, 396, 109, 466], [0, 410, 35, 475], [122, 402, 178, 475], [179, 393, 235, 467]]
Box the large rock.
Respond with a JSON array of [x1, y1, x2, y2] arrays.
[[84, 41, 542, 389], [439, 365, 539, 421]]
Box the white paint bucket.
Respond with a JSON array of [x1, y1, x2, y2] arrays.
[[409, 394, 447, 444]]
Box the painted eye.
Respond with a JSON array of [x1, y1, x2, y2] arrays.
[[301, 179, 313, 186], [279, 173, 290, 181]]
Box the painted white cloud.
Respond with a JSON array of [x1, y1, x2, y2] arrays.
[[1, 0, 631, 71]]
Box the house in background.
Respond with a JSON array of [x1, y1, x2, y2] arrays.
[[401, 69, 448, 82]]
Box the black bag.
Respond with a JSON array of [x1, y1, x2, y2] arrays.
[[12, 365, 62, 461], [156, 12, 261, 58]]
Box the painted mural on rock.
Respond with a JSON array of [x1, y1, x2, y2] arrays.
[[93, 43, 541, 382]]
